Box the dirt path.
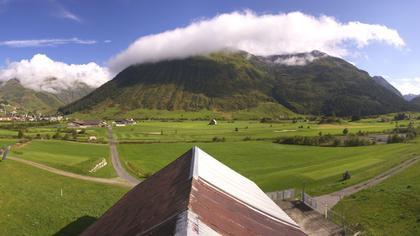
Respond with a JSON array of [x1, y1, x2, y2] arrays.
[[9, 156, 134, 188], [108, 126, 141, 186], [315, 156, 420, 209]]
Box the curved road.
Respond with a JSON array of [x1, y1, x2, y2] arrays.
[[9, 157, 132, 187], [108, 126, 141, 186], [314, 156, 420, 209]]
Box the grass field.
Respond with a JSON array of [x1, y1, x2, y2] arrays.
[[0, 160, 127, 236], [69, 102, 297, 120], [11, 140, 115, 178], [117, 140, 420, 194], [113, 119, 412, 142], [333, 161, 420, 235]]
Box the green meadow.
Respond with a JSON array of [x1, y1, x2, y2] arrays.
[[11, 140, 115, 178], [334, 161, 420, 235], [113, 119, 411, 142], [0, 160, 127, 236], [117, 140, 420, 194]]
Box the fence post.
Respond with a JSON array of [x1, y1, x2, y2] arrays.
[[324, 204, 328, 218]]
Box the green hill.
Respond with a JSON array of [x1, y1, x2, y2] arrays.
[[59, 51, 414, 117], [0, 79, 64, 114]]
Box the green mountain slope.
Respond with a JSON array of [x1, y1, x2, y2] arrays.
[[0, 79, 64, 113], [59, 51, 415, 117]]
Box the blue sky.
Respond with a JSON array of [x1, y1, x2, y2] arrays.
[[0, 0, 419, 94]]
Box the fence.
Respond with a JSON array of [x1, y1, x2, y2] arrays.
[[302, 192, 360, 236], [266, 188, 295, 201]]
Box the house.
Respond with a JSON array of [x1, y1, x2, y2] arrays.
[[81, 147, 305, 236], [114, 118, 136, 127], [208, 118, 217, 125], [68, 120, 103, 128]]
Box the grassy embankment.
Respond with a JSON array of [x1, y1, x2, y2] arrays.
[[333, 161, 420, 235], [11, 140, 115, 178], [0, 160, 127, 236]]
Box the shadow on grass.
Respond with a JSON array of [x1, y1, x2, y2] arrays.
[[53, 215, 97, 236]]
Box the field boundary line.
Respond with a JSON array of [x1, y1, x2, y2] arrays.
[[8, 156, 133, 188]]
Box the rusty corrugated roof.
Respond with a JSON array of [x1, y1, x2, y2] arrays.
[[81, 147, 306, 236]]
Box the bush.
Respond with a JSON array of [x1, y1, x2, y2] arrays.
[[344, 136, 371, 146], [17, 130, 24, 139], [212, 136, 225, 142], [387, 134, 406, 143], [351, 115, 361, 122], [342, 171, 351, 181], [394, 113, 408, 121], [243, 136, 252, 141]]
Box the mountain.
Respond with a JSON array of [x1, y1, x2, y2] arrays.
[[0, 79, 94, 114], [371, 76, 402, 97], [404, 94, 419, 101], [60, 51, 414, 117], [410, 96, 420, 105], [0, 79, 64, 114], [54, 82, 95, 104]]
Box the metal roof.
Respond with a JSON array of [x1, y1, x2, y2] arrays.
[[81, 147, 306, 236]]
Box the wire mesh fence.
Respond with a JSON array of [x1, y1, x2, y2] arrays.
[[302, 191, 360, 236], [266, 188, 295, 201]]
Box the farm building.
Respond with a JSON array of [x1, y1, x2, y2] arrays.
[[114, 118, 136, 127], [68, 120, 105, 128], [81, 147, 305, 236], [208, 118, 217, 125]]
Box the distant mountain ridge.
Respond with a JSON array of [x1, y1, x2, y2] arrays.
[[371, 76, 403, 97], [0, 79, 94, 114], [60, 50, 417, 117], [404, 94, 419, 101]]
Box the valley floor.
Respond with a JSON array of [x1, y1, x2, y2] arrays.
[[1, 118, 420, 235]]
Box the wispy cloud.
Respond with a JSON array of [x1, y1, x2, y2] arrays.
[[0, 37, 96, 47], [60, 9, 82, 22], [49, 0, 82, 22]]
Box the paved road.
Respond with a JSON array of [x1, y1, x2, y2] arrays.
[[108, 126, 141, 186], [314, 156, 420, 209], [9, 157, 132, 187]]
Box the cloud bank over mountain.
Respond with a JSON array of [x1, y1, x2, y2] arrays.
[[391, 77, 420, 95], [108, 11, 405, 74], [0, 11, 406, 93], [0, 54, 110, 93]]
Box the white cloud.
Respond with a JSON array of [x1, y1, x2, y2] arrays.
[[272, 53, 325, 66], [104, 40, 112, 43], [0, 37, 96, 47], [60, 9, 82, 22], [0, 54, 110, 93], [391, 77, 420, 95], [108, 11, 405, 74]]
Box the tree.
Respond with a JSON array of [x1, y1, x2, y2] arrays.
[[342, 170, 351, 181], [17, 130, 24, 139], [71, 129, 78, 139], [343, 128, 349, 135], [351, 115, 361, 122]]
